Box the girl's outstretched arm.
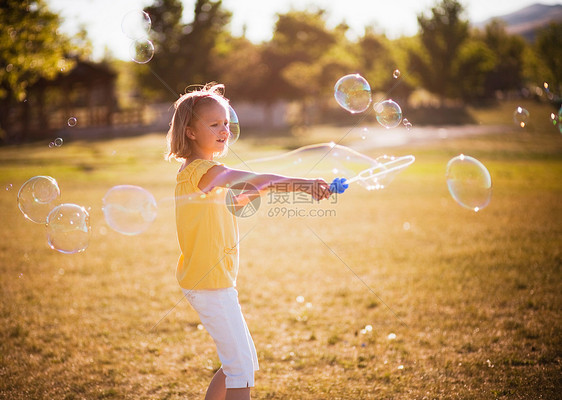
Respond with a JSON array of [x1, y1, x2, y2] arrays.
[[199, 165, 332, 201]]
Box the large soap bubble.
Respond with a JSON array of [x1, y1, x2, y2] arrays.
[[129, 39, 155, 64], [446, 154, 492, 212], [17, 176, 61, 224], [46, 204, 90, 254], [102, 185, 157, 235], [228, 105, 240, 144], [334, 74, 372, 114], [243, 143, 414, 192], [121, 10, 151, 40], [374, 100, 403, 129], [245, 143, 376, 184]]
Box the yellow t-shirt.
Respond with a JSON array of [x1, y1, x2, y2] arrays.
[[175, 159, 239, 290]]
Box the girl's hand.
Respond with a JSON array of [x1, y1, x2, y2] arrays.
[[305, 179, 332, 201]]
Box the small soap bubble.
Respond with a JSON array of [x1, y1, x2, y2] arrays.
[[513, 107, 529, 128], [296, 295, 305, 303], [402, 118, 412, 130], [54, 137, 63, 147], [48, 142, 55, 148], [551, 106, 562, 134], [102, 185, 158, 235], [397, 365, 404, 370], [334, 74, 372, 113], [374, 99, 402, 129], [5, 183, 13, 191], [129, 39, 154, 64], [446, 154, 492, 212], [393, 69, 400, 79], [17, 176, 61, 223], [228, 105, 240, 143], [46, 203, 90, 254], [361, 127, 368, 140], [121, 10, 151, 40], [387, 332, 397, 340], [67, 117, 77, 127]]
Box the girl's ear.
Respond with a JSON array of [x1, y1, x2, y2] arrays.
[[185, 126, 196, 140]]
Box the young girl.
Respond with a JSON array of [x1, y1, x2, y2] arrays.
[[166, 83, 332, 400]]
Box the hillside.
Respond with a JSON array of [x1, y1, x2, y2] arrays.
[[474, 3, 562, 41]]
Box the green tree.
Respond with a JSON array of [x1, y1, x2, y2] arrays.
[[358, 28, 414, 105], [534, 22, 562, 96], [480, 19, 527, 96], [259, 9, 337, 104], [0, 0, 79, 139], [137, 0, 231, 101], [453, 38, 496, 101], [211, 35, 267, 103], [408, 0, 495, 103]]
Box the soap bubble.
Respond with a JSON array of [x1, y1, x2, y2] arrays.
[[121, 10, 151, 40], [513, 107, 529, 128], [102, 185, 157, 235], [48, 141, 55, 148], [228, 105, 240, 143], [551, 106, 562, 134], [374, 100, 402, 129], [129, 39, 154, 64], [402, 118, 412, 130], [17, 176, 61, 223], [243, 143, 414, 192], [393, 69, 401, 79], [46, 204, 90, 254], [446, 154, 492, 212], [67, 117, 77, 127], [245, 143, 378, 186], [334, 74, 372, 113], [54, 137, 63, 147]]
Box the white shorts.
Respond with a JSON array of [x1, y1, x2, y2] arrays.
[[183, 287, 259, 388]]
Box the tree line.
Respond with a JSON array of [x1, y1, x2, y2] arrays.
[[1, 0, 561, 138], [136, 0, 561, 106]]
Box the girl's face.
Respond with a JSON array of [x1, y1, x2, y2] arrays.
[[188, 101, 229, 158]]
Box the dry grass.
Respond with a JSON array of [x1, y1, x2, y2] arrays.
[[0, 116, 561, 399]]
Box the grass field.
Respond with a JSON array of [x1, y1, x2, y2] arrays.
[[1, 103, 561, 399]]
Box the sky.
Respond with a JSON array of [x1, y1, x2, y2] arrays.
[[45, 0, 562, 61]]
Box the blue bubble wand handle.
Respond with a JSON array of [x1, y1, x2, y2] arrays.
[[329, 177, 349, 194]]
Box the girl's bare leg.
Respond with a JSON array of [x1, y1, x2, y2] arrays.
[[204, 367, 251, 400], [225, 388, 251, 400], [204, 368, 227, 400]]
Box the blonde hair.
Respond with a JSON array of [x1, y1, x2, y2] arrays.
[[166, 83, 230, 161]]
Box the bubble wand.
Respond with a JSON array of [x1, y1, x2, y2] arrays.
[[330, 155, 415, 194]]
